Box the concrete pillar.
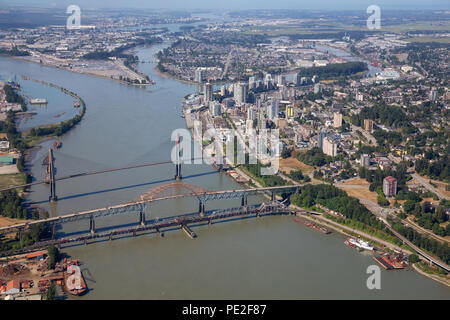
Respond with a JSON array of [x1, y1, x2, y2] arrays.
[[90, 216, 95, 235], [174, 133, 182, 181], [140, 211, 146, 226], [199, 201, 205, 217], [48, 149, 57, 202]]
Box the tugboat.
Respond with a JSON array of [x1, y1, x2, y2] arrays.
[[53, 140, 62, 149]]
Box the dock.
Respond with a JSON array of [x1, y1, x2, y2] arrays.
[[181, 224, 197, 239], [373, 255, 406, 270]]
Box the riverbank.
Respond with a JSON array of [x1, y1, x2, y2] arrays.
[[11, 55, 151, 88], [412, 262, 450, 288]]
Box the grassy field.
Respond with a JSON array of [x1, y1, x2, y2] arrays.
[[0, 173, 27, 190], [242, 20, 450, 37], [279, 151, 315, 175]]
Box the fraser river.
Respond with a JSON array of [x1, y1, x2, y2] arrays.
[[0, 41, 449, 299]]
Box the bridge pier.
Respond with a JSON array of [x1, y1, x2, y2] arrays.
[[47, 149, 57, 202], [51, 224, 56, 240], [271, 191, 275, 201], [109, 233, 112, 241], [199, 201, 205, 217], [174, 133, 182, 181], [241, 195, 248, 213], [84, 238, 87, 246], [90, 216, 95, 235], [139, 211, 146, 226]]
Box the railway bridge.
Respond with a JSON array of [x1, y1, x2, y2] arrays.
[[0, 182, 301, 256]]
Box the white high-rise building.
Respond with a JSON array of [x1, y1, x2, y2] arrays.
[[248, 76, 256, 90], [209, 101, 222, 117], [247, 106, 257, 121], [267, 99, 279, 120], [322, 136, 338, 156], [204, 82, 213, 102], [194, 68, 203, 83], [234, 82, 248, 105]]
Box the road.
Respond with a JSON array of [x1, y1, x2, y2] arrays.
[[388, 154, 449, 200]]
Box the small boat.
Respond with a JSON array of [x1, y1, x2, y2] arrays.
[[73, 102, 80, 108], [30, 98, 48, 105], [53, 140, 62, 149]]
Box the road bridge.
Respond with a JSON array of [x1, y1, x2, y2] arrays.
[[0, 201, 293, 257], [0, 182, 301, 234]]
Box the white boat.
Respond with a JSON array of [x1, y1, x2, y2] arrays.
[[30, 98, 48, 104], [348, 237, 374, 251]]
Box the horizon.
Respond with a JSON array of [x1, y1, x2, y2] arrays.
[[3, 0, 450, 11]]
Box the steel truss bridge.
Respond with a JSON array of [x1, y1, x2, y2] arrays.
[[0, 182, 301, 235], [0, 187, 295, 257]]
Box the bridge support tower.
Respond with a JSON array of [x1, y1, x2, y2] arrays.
[[174, 133, 182, 181], [47, 149, 57, 202], [199, 200, 205, 217], [139, 211, 146, 226], [90, 216, 95, 235]]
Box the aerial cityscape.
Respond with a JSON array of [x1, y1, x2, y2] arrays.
[[0, 0, 449, 304]]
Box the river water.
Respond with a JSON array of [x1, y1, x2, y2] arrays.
[[0, 37, 449, 299]]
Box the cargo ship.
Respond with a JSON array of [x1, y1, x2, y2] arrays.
[[293, 217, 331, 234], [64, 263, 87, 296], [344, 237, 374, 252]]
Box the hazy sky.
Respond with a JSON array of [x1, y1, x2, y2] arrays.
[[5, 0, 450, 10]]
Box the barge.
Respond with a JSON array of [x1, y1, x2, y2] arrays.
[[64, 262, 87, 296], [293, 217, 331, 234]]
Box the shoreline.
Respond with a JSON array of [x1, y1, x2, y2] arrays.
[[412, 263, 450, 288], [8, 55, 153, 88]]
